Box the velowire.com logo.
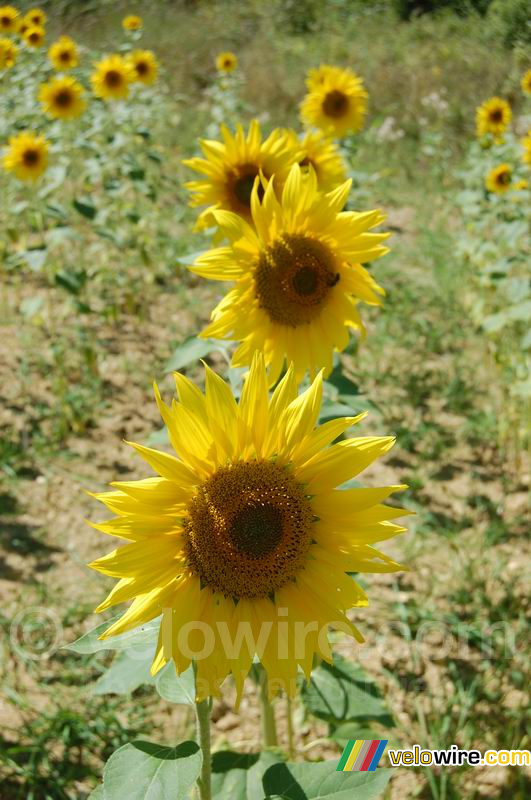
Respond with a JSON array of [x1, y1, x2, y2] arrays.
[[336, 739, 388, 772]]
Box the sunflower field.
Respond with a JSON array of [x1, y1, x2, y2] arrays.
[[0, 2, 529, 799]]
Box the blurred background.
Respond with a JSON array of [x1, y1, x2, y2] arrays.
[[0, 1, 529, 798]]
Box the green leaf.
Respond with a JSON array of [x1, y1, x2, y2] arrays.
[[211, 751, 281, 800], [155, 663, 195, 705], [93, 649, 155, 696], [301, 655, 392, 726], [324, 363, 360, 398], [21, 248, 47, 272], [55, 269, 87, 295], [103, 740, 201, 800], [165, 336, 227, 372], [20, 296, 44, 318], [73, 198, 97, 220], [88, 786, 104, 799], [262, 761, 393, 799], [65, 616, 160, 655]]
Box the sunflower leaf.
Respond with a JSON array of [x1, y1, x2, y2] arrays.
[[211, 750, 282, 800], [65, 615, 160, 655], [102, 740, 201, 800], [155, 663, 196, 705], [165, 336, 228, 372], [93, 649, 155, 696], [262, 761, 393, 799]]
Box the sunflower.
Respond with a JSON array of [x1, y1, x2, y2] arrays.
[[183, 120, 298, 228], [216, 51, 238, 73], [476, 97, 512, 139], [0, 5, 19, 33], [122, 14, 142, 31], [88, 354, 408, 701], [512, 179, 528, 191], [24, 7, 46, 27], [128, 49, 158, 84], [520, 131, 531, 165], [48, 35, 78, 70], [191, 165, 387, 384], [521, 69, 531, 95], [485, 163, 512, 194], [90, 54, 134, 101], [39, 76, 86, 120], [300, 64, 368, 138], [284, 128, 346, 192], [0, 36, 16, 68], [23, 24, 45, 48], [2, 131, 49, 181]]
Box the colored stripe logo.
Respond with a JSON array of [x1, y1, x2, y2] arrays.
[[336, 739, 388, 771]]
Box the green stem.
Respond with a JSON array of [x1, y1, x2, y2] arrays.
[[259, 676, 278, 747], [196, 699, 212, 800]]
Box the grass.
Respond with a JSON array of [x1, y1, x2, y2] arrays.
[[0, 1, 529, 798]]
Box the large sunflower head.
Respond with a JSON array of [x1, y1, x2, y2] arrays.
[[88, 354, 408, 701], [284, 128, 347, 192], [48, 35, 78, 70], [122, 14, 142, 31], [2, 131, 49, 181], [128, 48, 158, 84], [485, 163, 512, 194], [0, 35, 16, 68], [23, 24, 45, 48], [183, 120, 298, 227], [216, 51, 238, 73], [476, 97, 512, 139], [300, 64, 368, 139], [39, 75, 86, 120], [521, 69, 531, 95], [90, 53, 134, 101], [0, 5, 19, 33], [24, 7, 46, 27], [191, 164, 388, 384]]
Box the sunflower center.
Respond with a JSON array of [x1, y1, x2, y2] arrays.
[[59, 51, 70, 62], [29, 32, 40, 43], [55, 89, 73, 107], [183, 461, 314, 599], [489, 109, 503, 123], [105, 69, 123, 88], [497, 170, 511, 186], [322, 89, 349, 118], [254, 233, 340, 328], [136, 61, 148, 75], [227, 163, 264, 212], [23, 149, 40, 166]]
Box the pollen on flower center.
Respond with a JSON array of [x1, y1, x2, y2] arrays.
[[322, 89, 349, 118], [183, 460, 314, 599], [254, 233, 340, 328]]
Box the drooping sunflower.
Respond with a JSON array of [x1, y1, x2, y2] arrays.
[[128, 49, 158, 84], [520, 131, 531, 165], [23, 24, 45, 48], [300, 64, 368, 139], [216, 51, 238, 73], [0, 36, 16, 68], [88, 354, 408, 701], [284, 128, 346, 192], [24, 7, 46, 27], [2, 131, 49, 181], [122, 14, 142, 31], [48, 35, 78, 70], [91, 54, 134, 101], [39, 76, 86, 120], [476, 97, 512, 139], [183, 120, 298, 228], [192, 164, 387, 384], [485, 163, 512, 194], [0, 5, 19, 33], [521, 69, 531, 95]]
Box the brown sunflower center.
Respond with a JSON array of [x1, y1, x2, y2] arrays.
[[322, 89, 349, 118], [254, 233, 340, 328], [489, 109, 503, 123], [136, 60, 149, 75], [28, 32, 40, 43], [183, 461, 314, 599], [59, 51, 71, 62], [105, 69, 123, 88], [1, 16, 10, 26], [23, 149, 40, 166], [55, 89, 73, 108], [226, 163, 265, 212], [496, 170, 511, 186]]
